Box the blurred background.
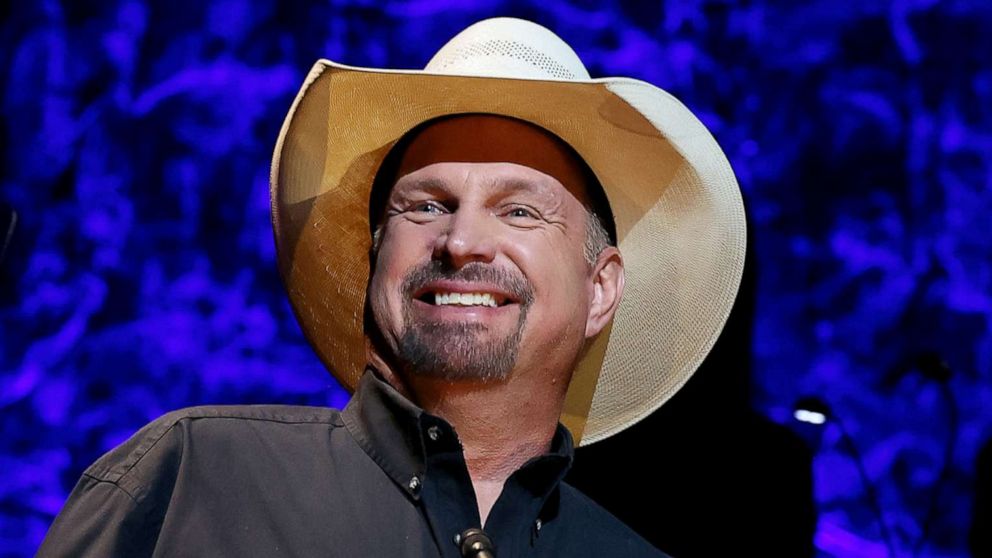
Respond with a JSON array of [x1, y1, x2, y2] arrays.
[[1, 1, 990, 556]]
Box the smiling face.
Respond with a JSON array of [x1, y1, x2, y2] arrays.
[[368, 160, 603, 383]]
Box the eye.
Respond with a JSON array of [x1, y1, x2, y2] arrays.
[[411, 201, 447, 215], [503, 206, 539, 219]]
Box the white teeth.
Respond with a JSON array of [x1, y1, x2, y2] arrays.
[[431, 292, 499, 307]]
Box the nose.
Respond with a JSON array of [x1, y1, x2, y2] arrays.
[[434, 209, 497, 268]]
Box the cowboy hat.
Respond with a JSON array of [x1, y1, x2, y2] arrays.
[[270, 17, 746, 445]]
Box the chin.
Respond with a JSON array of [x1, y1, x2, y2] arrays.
[[396, 325, 519, 383]]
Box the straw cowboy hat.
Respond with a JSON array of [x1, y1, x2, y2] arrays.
[[270, 17, 746, 445]]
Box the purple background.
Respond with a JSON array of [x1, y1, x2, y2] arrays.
[[2, 1, 990, 556]]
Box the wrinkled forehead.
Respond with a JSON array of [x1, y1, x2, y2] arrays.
[[369, 114, 614, 237]]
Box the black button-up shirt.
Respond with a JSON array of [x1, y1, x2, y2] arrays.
[[38, 371, 667, 557]]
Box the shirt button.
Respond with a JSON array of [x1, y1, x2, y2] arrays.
[[408, 475, 421, 493], [535, 518, 543, 531], [427, 425, 441, 441]]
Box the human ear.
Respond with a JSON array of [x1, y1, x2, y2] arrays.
[[585, 246, 624, 339]]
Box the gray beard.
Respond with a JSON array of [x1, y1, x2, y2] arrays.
[[390, 260, 534, 382], [395, 307, 529, 382]]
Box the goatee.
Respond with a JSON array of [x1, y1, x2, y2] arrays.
[[394, 260, 534, 382]]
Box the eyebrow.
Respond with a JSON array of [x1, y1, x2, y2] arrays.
[[481, 176, 551, 197], [392, 176, 450, 197], [395, 175, 552, 199]]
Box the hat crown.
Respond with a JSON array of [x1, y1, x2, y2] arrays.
[[425, 17, 591, 81]]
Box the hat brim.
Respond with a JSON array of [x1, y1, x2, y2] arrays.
[[271, 60, 746, 445]]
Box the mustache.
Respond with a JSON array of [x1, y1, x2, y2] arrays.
[[401, 260, 534, 305]]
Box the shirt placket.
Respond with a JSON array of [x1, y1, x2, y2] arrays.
[[483, 457, 568, 557], [418, 415, 486, 558]]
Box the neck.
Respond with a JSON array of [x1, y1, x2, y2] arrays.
[[409, 375, 563, 480], [371, 353, 570, 525]]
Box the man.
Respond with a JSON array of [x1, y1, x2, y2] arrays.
[[38, 17, 745, 557]]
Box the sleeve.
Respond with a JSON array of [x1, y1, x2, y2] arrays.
[[35, 409, 193, 558], [35, 474, 157, 557]]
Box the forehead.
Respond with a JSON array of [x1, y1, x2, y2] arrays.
[[390, 161, 578, 203], [368, 114, 616, 241], [396, 116, 589, 193]]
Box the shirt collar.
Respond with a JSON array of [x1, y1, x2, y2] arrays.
[[342, 370, 427, 498], [341, 369, 575, 501]]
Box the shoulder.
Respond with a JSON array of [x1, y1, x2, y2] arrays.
[[557, 481, 671, 557], [40, 406, 346, 556], [83, 405, 345, 496]]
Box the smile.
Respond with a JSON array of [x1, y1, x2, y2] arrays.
[[412, 282, 519, 309], [433, 292, 500, 308]]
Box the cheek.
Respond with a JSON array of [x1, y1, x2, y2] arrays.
[[516, 239, 591, 321], [382, 221, 440, 260], [368, 241, 406, 324], [368, 265, 390, 307], [370, 224, 435, 313], [367, 267, 394, 340]]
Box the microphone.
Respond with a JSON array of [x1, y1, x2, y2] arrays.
[[458, 528, 496, 558]]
